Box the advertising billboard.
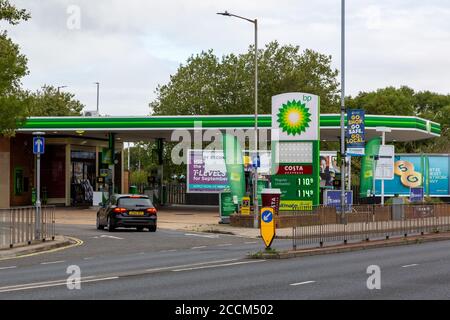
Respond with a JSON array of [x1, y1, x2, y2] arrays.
[[346, 109, 365, 156], [187, 150, 271, 193], [375, 154, 450, 197]]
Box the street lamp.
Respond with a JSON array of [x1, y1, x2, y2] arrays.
[[57, 86, 67, 94], [94, 82, 100, 113], [217, 11, 259, 229], [340, 0, 346, 214]]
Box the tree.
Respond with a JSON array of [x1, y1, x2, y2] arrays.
[[24, 85, 84, 116], [347, 86, 450, 153], [0, 1, 30, 134], [346, 86, 416, 116], [150, 41, 340, 116]]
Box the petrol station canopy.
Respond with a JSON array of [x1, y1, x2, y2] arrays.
[[18, 114, 441, 142]]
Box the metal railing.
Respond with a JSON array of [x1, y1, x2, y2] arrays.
[[291, 204, 450, 250], [0, 206, 55, 250]]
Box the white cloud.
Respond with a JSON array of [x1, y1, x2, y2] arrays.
[[4, 0, 450, 115]]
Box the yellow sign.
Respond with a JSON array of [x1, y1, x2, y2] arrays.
[[241, 197, 251, 215], [394, 160, 423, 188], [279, 200, 312, 211], [260, 207, 275, 248]]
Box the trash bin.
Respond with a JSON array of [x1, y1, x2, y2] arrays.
[[130, 185, 138, 195]]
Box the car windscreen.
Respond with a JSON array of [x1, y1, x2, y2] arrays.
[[117, 197, 153, 207]]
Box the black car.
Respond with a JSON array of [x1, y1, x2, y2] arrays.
[[96, 194, 157, 232]]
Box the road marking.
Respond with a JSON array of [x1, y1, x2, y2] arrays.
[[0, 276, 119, 294], [185, 233, 219, 239], [0, 266, 17, 270], [99, 235, 124, 240], [290, 281, 316, 286], [83, 257, 95, 260], [172, 260, 266, 272], [191, 246, 207, 250], [0, 237, 83, 262], [245, 241, 258, 244], [144, 258, 239, 273], [40, 260, 65, 265], [402, 264, 419, 268], [160, 249, 177, 253], [217, 243, 233, 247]]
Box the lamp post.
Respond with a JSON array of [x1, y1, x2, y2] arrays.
[[94, 82, 100, 113], [57, 86, 67, 94], [340, 0, 347, 215], [217, 11, 259, 229]]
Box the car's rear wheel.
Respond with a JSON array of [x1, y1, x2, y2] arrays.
[[148, 225, 157, 232], [96, 214, 104, 230], [107, 216, 115, 232]]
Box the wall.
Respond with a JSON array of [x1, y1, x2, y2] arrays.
[[10, 134, 34, 207], [0, 137, 10, 208]]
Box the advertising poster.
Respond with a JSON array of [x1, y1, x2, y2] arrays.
[[346, 109, 365, 156], [187, 150, 229, 193], [319, 151, 340, 188], [187, 150, 272, 194], [375, 155, 450, 197]]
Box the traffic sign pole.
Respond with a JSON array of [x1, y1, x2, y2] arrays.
[[35, 153, 41, 240], [33, 133, 45, 241]]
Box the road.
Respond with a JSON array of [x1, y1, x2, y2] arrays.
[[0, 223, 450, 300]]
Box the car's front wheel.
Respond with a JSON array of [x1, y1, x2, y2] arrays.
[[107, 216, 115, 232], [148, 225, 157, 232]]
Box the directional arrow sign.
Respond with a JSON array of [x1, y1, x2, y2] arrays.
[[33, 137, 45, 155], [260, 207, 275, 248]]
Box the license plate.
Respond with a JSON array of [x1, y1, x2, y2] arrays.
[[128, 211, 145, 216]]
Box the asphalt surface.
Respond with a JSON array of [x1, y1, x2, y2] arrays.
[[0, 222, 450, 300]]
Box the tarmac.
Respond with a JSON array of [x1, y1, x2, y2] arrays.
[[54, 205, 266, 238], [2, 205, 450, 259]]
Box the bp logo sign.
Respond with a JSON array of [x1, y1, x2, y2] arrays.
[[271, 93, 319, 142], [277, 100, 312, 136]]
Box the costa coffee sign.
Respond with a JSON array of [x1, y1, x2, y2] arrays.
[[277, 165, 313, 175]]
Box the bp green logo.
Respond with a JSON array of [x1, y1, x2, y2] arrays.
[[277, 100, 312, 136]]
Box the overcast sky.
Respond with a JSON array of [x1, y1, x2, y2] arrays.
[[4, 0, 450, 115]]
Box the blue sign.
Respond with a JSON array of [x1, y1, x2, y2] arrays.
[[325, 190, 353, 212], [261, 210, 273, 223], [346, 109, 365, 156], [410, 187, 424, 203], [33, 137, 45, 155], [252, 155, 261, 168]]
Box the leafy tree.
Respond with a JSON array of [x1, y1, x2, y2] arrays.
[[347, 86, 450, 153], [24, 85, 84, 116], [150, 41, 340, 116], [346, 86, 416, 116], [0, 0, 30, 133]]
